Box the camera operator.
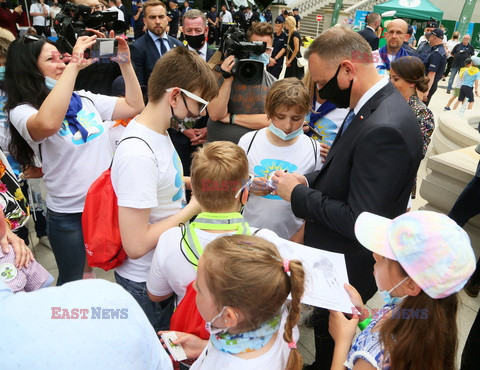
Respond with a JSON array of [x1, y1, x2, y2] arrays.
[[55, 0, 124, 95], [207, 22, 275, 144]]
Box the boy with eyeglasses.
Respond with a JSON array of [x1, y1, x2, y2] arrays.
[[110, 46, 218, 331]]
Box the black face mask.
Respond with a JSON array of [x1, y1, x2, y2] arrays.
[[184, 34, 205, 50], [318, 64, 353, 109]]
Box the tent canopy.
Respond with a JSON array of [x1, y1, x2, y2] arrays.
[[374, 0, 444, 21]]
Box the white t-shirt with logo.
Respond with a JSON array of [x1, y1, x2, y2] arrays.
[[147, 226, 280, 303], [238, 129, 322, 239], [112, 119, 185, 283], [9, 90, 117, 213]]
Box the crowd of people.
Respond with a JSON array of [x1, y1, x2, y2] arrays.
[[0, 2, 479, 370]]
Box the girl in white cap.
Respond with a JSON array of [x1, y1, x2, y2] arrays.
[[329, 210, 475, 370]]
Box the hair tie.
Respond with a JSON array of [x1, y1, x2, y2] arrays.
[[288, 340, 297, 349], [283, 259, 290, 273]]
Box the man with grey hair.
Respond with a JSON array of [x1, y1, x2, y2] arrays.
[[272, 27, 423, 369], [357, 12, 381, 51], [447, 34, 475, 93]]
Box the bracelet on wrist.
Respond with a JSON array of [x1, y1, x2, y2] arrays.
[[357, 316, 372, 331], [229, 114, 236, 125], [221, 68, 233, 79]]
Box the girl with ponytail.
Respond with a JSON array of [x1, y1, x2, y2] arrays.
[[191, 234, 305, 370]]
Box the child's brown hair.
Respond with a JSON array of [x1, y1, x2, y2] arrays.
[[148, 46, 218, 103], [202, 234, 305, 370], [264, 78, 310, 119], [191, 141, 249, 212]]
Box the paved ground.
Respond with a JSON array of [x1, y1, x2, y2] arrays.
[[29, 75, 480, 367]]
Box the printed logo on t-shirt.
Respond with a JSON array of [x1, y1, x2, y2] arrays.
[[254, 159, 297, 200], [311, 116, 339, 145], [58, 110, 104, 145], [172, 151, 184, 202]]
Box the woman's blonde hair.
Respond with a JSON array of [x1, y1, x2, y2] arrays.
[[285, 16, 296, 31], [202, 235, 305, 370]]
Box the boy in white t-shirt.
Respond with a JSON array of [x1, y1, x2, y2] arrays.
[[111, 47, 218, 331], [147, 141, 285, 360], [238, 78, 323, 240]]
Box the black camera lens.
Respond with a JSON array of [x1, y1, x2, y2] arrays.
[[237, 60, 263, 85]]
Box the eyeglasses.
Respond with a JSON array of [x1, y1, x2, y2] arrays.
[[235, 174, 254, 199], [166, 88, 209, 114]]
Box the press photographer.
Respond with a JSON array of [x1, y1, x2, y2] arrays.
[[53, 0, 125, 95], [207, 22, 276, 144], [53, 0, 126, 54]]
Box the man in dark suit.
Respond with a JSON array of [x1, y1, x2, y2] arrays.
[[171, 9, 216, 178], [357, 12, 381, 51], [273, 27, 423, 369], [130, 0, 183, 87]]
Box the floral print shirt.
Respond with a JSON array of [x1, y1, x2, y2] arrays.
[[407, 95, 435, 159]]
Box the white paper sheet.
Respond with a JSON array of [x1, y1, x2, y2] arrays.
[[275, 239, 354, 314]]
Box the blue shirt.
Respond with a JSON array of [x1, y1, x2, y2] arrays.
[[461, 68, 480, 88], [148, 30, 171, 56], [424, 44, 447, 83], [0, 279, 172, 369]]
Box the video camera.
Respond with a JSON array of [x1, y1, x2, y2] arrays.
[[221, 26, 266, 85], [54, 1, 126, 54]]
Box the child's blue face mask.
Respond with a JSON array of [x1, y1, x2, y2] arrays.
[[268, 123, 304, 141], [249, 53, 270, 66]]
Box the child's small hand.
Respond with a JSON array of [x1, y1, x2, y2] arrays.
[[344, 283, 367, 320], [328, 310, 359, 345], [158, 331, 207, 360], [250, 177, 272, 196]]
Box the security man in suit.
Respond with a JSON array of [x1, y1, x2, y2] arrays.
[[130, 0, 183, 87], [272, 27, 423, 369], [357, 12, 381, 51]]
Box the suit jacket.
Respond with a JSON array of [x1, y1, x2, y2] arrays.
[[358, 27, 379, 51], [291, 83, 423, 299], [130, 32, 184, 86]]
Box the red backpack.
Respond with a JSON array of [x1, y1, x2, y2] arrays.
[[170, 281, 209, 340], [82, 137, 154, 271]]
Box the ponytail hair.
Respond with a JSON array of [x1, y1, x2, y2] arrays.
[[202, 234, 305, 370], [390, 56, 430, 93]]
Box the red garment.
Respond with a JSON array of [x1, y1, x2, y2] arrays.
[[0, 7, 21, 37]]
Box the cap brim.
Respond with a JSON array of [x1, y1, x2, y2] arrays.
[[354, 212, 397, 260]]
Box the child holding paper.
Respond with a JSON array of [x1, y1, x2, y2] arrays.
[[329, 211, 475, 370], [191, 234, 305, 370]]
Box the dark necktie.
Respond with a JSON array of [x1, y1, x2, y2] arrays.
[[339, 109, 356, 137], [158, 38, 167, 56]]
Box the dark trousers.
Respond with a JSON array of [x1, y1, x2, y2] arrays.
[[425, 80, 439, 106], [448, 173, 480, 286], [462, 310, 480, 370], [444, 56, 454, 77], [46, 209, 85, 285], [33, 25, 51, 37], [267, 58, 284, 79], [309, 253, 377, 369]]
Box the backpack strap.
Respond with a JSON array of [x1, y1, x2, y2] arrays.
[[246, 130, 260, 155], [309, 136, 318, 167], [110, 136, 156, 168]]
